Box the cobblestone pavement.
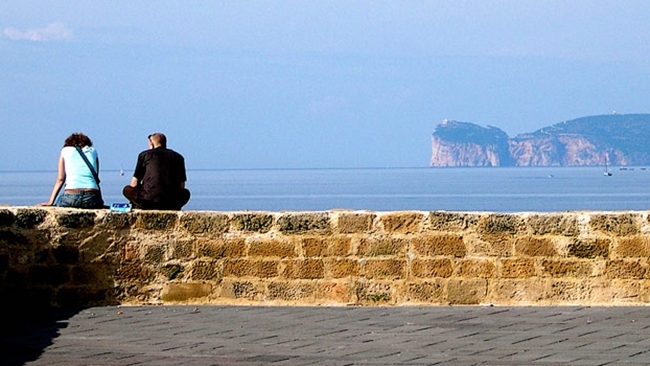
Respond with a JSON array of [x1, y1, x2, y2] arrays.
[[4, 305, 650, 365]]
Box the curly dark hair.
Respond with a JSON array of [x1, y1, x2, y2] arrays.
[[63, 133, 93, 148]]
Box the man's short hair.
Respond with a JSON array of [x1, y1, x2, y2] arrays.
[[148, 132, 167, 148]]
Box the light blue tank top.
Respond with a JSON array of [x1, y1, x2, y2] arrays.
[[61, 146, 99, 189]]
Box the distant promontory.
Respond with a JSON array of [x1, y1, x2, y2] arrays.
[[430, 114, 650, 167]]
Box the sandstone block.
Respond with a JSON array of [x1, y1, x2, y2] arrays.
[[356, 236, 407, 257], [613, 236, 650, 258], [180, 212, 230, 234], [220, 279, 260, 299], [540, 259, 594, 278], [568, 238, 610, 259], [56, 211, 96, 228], [479, 214, 521, 236], [605, 259, 646, 279], [143, 244, 167, 264], [197, 238, 246, 259], [547, 280, 590, 302], [169, 239, 195, 260], [447, 278, 487, 305], [300, 237, 325, 257], [455, 259, 496, 278], [362, 259, 406, 279], [380, 212, 423, 234], [71, 265, 108, 285], [14, 208, 47, 228], [526, 214, 579, 236], [590, 279, 643, 304], [116, 261, 155, 282], [489, 279, 545, 304], [325, 258, 360, 278], [0, 229, 30, 247], [590, 213, 640, 236], [410, 258, 453, 278], [55, 286, 111, 308], [514, 237, 558, 257], [427, 212, 479, 231], [160, 282, 212, 302], [353, 281, 392, 304], [337, 213, 375, 233], [99, 212, 135, 229], [267, 281, 315, 301], [134, 212, 178, 231], [499, 258, 535, 278], [188, 259, 221, 281], [160, 263, 184, 280], [411, 235, 466, 257], [277, 213, 330, 234], [326, 237, 352, 257], [282, 259, 325, 279], [318, 282, 353, 303], [231, 213, 274, 232], [248, 239, 296, 258], [403, 280, 446, 303], [223, 259, 278, 278]]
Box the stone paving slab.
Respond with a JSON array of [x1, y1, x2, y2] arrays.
[[3, 305, 650, 365]]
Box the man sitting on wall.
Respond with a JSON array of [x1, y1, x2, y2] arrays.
[[123, 132, 190, 210]]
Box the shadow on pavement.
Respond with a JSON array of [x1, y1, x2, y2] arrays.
[[0, 308, 81, 366]]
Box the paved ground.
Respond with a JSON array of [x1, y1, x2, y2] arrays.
[[3, 305, 650, 365]]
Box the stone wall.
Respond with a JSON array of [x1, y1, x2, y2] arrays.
[[2, 207, 650, 309]]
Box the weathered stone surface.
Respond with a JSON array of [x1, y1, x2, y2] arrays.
[[337, 213, 375, 233], [6, 207, 650, 309], [499, 258, 535, 278], [526, 214, 579, 236], [605, 260, 646, 279], [428, 212, 479, 231], [248, 239, 295, 258], [455, 259, 496, 278], [568, 238, 610, 259], [98, 212, 135, 229], [56, 211, 96, 228], [354, 281, 392, 304], [590, 213, 640, 236], [404, 280, 446, 303], [514, 237, 558, 257], [231, 213, 274, 233], [160, 282, 212, 302], [267, 281, 315, 301], [277, 213, 330, 234], [181, 212, 229, 234], [411, 235, 466, 257], [479, 214, 522, 236], [613, 236, 650, 258], [135, 212, 178, 231], [357, 236, 407, 257], [410, 259, 453, 278], [14, 208, 47, 228], [362, 259, 406, 279], [380, 212, 423, 234], [325, 258, 360, 278], [547, 280, 590, 302], [540, 259, 594, 278], [188, 260, 220, 281], [282, 259, 325, 279], [197, 238, 246, 259], [447, 278, 487, 305]]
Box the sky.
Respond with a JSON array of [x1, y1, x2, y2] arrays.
[[2, 1, 650, 171]]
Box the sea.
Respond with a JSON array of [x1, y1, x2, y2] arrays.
[[2, 167, 650, 213]]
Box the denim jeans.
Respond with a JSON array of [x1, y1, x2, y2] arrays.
[[57, 191, 104, 209]]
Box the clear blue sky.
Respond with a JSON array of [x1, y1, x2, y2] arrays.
[[2, 1, 650, 171]]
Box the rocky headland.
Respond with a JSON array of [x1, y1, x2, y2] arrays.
[[430, 114, 650, 167]]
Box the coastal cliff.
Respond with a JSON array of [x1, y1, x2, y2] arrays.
[[431, 114, 650, 167]]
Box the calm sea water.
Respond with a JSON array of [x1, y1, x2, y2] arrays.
[[1, 167, 650, 212]]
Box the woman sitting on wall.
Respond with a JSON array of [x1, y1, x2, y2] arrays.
[[38, 132, 105, 209]]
